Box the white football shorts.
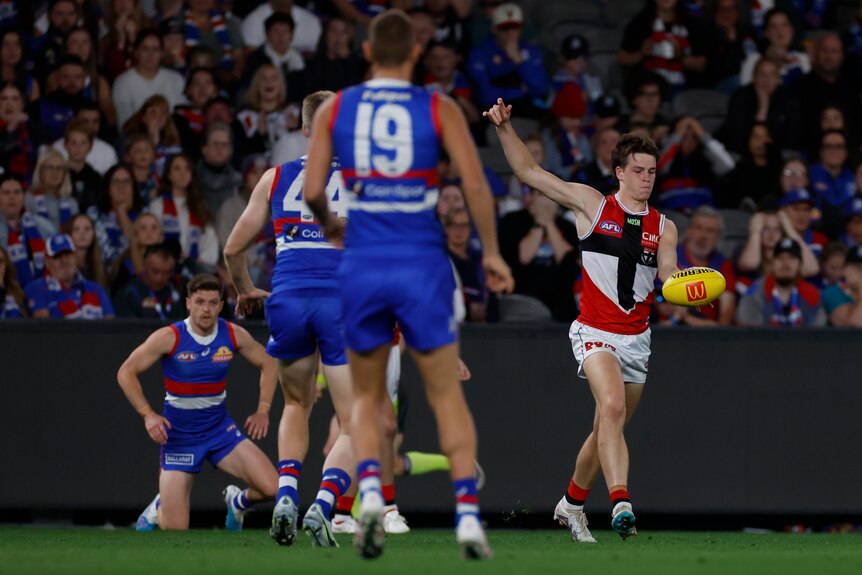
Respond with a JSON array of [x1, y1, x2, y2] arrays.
[[568, 320, 651, 384]]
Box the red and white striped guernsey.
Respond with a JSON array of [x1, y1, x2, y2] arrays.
[[577, 194, 666, 335]]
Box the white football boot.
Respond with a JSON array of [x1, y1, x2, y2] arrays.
[[553, 497, 597, 543]]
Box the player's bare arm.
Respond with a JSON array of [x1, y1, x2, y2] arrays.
[[438, 94, 514, 293], [117, 327, 176, 445], [224, 168, 277, 315], [303, 97, 344, 245], [484, 98, 603, 230], [232, 323, 278, 441], [656, 219, 680, 283]]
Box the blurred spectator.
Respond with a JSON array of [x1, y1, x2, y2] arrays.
[[241, 0, 322, 56], [843, 0, 862, 74], [121, 94, 183, 176], [306, 16, 366, 93], [575, 128, 620, 197], [593, 94, 622, 134], [618, 71, 671, 145], [180, 0, 244, 84], [51, 101, 119, 176], [109, 212, 163, 294], [423, 39, 478, 124], [813, 240, 847, 290], [424, 0, 470, 54], [173, 67, 219, 161], [618, 0, 708, 94], [552, 34, 603, 105], [63, 213, 108, 289], [706, 0, 755, 93], [32, 55, 91, 146], [160, 17, 193, 73], [794, 32, 862, 157], [777, 156, 809, 200], [543, 82, 592, 180], [671, 206, 737, 324], [25, 233, 114, 319], [721, 121, 781, 209], [409, 9, 437, 62], [737, 208, 820, 286], [0, 29, 40, 102], [808, 129, 856, 239], [102, 0, 153, 82], [330, 0, 413, 27], [0, 175, 55, 287], [47, 27, 117, 129], [0, 244, 27, 317], [656, 115, 735, 213], [736, 237, 826, 326], [466, 2, 549, 118], [196, 122, 241, 217], [841, 196, 862, 247], [437, 148, 507, 205], [87, 164, 142, 268], [780, 188, 828, 260], [216, 153, 268, 249], [500, 133, 543, 216], [0, 84, 35, 184], [740, 8, 809, 86], [498, 188, 580, 322], [435, 181, 483, 252], [63, 120, 101, 212], [243, 12, 308, 101], [718, 57, 801, 155], [112, 29, 185, 128], [33, 0, 79, 89], [26, 150, 78, 230], [444, 206, 489, 323], [234, 63, 299, 166], [823, 244, 862, 326], [124, 132, 159, 203], [113, 241, 183, 320], [814, 104, 854, 159], [148, 153, 219, 269], [34, 0, 103, 41]]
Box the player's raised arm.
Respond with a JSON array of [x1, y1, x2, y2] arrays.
[[231, 323, 278, 440], [438, 95, 513, 293], [223, 168, 277, 314], [303, 97, 343, 244], [484, 98, 602, 218], [117, 327, 177, 445], [656, 219, 680, 283]]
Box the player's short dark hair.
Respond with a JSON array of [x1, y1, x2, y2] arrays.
[[187, 274, 223, 298], [265, 11, 295, 32], [612, 133, 659, 171], [302, 90, 335, 129], [368, 10, 415, 67]]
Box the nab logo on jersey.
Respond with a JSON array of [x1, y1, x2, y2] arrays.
[[212, 346, 234, 363], [598, 221, 623, 236], [176, 351, 197, 362], [686, 281, 707, 302]]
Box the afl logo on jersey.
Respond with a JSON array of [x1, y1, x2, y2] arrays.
[[212, 346, 234, 363], [175, 351, 197, 361], [598, 221, 623, 236]]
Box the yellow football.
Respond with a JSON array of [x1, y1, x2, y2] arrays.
[[661, 267, 726, 307]]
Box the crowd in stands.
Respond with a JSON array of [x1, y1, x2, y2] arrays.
[[2, 0, 862, 328]]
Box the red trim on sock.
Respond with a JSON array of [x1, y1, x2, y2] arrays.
[[336, 496, 355, 513], [382, 484, 396, 504], [567, 480, 590, 502], [609, 488, 630, 503]]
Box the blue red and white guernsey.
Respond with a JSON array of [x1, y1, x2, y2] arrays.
[[329, 79, 445, 255], [162, 317, 237, 416], [578, 193, 666, 336], [268, 155, 346, 292]]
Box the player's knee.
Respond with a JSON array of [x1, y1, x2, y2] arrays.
[[380, 411, 398, 442], [600, 398, 626, 424]]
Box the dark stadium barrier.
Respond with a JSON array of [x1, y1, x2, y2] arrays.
[[2, 321, 861, 518]]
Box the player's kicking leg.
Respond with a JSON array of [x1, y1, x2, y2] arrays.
[[157, 471, 195, 530], [216, 439, 278, 531], [410, 343, 491, 560]]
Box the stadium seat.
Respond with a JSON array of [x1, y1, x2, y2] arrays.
[[496, 294, 553, 322], [671, 89, 729, 134], [718, 208, 752, 259]]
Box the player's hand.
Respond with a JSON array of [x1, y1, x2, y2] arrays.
[[323, 218, 346, 248], [482, 253, 515, 293], [483, 98, 513, 127], [244, 411, 269, 440], [144, 412, 171, 445], [457, 358, 472, 382], [235, 288, 270, 318]]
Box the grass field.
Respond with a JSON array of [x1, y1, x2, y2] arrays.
[[2, 527, 862, 575]]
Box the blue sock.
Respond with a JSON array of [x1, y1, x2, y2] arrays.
[[453, 477, 479, 526], [356, 459, 382, 500], [314, 468, 352, 519], [277, 459, 302, 506], [233, 489, 251, 511]]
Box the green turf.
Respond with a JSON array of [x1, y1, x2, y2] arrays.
[[2, 528, 862, 575]]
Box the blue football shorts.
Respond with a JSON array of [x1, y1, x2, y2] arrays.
[[264, 288, 347, 366], [339, 251, 457, 353], [160, 408, 246, 473]]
